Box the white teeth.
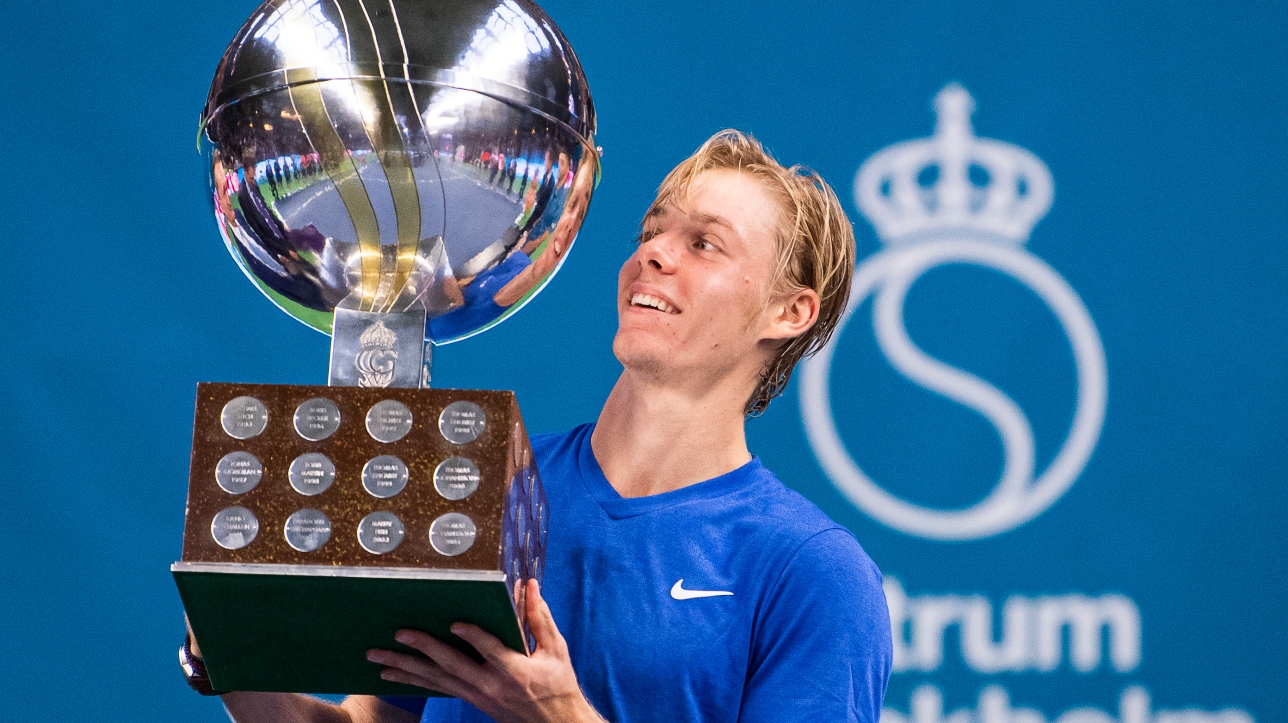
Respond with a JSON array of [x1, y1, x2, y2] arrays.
[[630, 293, 676, 314]]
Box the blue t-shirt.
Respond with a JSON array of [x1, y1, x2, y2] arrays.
[[398, 423, 891, 722]]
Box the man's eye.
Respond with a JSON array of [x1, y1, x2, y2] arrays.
[[694, 238, 716, 251], [635, 229, 660, 244]]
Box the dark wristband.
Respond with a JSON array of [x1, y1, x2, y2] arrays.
[[179, 635, 222, 696]]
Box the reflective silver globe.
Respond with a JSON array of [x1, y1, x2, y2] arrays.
[[200, 0, 598, 344]]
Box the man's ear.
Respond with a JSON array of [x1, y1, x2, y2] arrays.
[[761, 288, 820, 343]]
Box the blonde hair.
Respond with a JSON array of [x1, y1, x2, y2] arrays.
[[647, 130, 856, 415]]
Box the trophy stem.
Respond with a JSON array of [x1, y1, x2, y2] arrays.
[[328, 308, 428, 389], [421, 341, 433, 389]]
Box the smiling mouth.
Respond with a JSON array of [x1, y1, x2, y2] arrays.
[[630, 293, 679, 314]]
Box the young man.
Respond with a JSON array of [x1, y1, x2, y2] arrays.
[[189, 130, 892, 722]]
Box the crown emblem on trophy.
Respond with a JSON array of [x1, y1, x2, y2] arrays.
[[355, 320, 399, 388], [358, 320, 398, 352], [855, 83, 1054, 245]]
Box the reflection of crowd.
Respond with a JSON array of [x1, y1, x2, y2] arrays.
[[426, 146, 596, 340], [460, 127, 568, 202], [209, 93, 599, 334], [493, 156, 593, 307], [255, 152, 324, 201], [211, 151, 339, 311]]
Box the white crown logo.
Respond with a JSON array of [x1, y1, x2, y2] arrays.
[[855, 83, 1054, 245]]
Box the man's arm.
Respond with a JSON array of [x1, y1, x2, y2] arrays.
[[219, 691, 417, 723], [739, 529, 893, 723]]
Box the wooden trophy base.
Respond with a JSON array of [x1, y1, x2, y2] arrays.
[[173, 382, 547, 694]]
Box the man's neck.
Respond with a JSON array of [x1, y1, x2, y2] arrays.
[[590, 371, 753, 498]]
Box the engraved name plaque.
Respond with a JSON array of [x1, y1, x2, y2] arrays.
[[367, 400, 413, 444], [215, 451, 263, 495], [284, 509, 332, 552], [294, 398, 341, 442], [439, 401, 486, 445], [221, 397, 268, 440], [211, 506, 259, 550], [358, 511, 405, 554], [434, 457, 481, 501], [362, 456, 409, 499]]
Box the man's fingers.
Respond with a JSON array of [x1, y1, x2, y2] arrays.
[[377, 666, 460, 697], [184, 615, 203, 659], [526, 579, 568, 656], [369, 648, 477, 701], [367, 648, 441, 681], [395, 629, 485, 679], [449, 623, 514, 665]]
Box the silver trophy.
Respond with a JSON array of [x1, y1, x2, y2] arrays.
[[174, 0, 597, 694], [200, 0, 599, 384]]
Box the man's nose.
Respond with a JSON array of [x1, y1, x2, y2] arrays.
[[638, 232, 680, 273]]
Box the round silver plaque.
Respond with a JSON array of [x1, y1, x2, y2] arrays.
[[366, 400, 413, 443], [293, 398, 341, 441], [214, 451, 263, 494], [362, 455, 409, 499], [284, 509, 332, 552], [433, 457, 481, 500], [289, 453, 336, 496], [211, 506, 259, 550], [358, 511, 405, 554], [438, 401, 486, 444], [429, 512, 477, 556], [220, 396, 268, 439], [538, 500, 548, 547]]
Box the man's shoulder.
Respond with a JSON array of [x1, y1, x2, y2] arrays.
[[530, 422, 589, 451], [530, 423, 591, 463], [722, 464, 882, 587], [739, 465, 853, 543]]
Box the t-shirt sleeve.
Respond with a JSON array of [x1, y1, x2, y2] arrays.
[[377, 696, 428, 716], [738, 528, 893, 723]]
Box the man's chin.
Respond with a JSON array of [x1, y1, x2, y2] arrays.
[[612, 338, 674, 379]]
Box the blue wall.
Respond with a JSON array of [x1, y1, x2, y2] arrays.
[[0, 1, 1284, 720]]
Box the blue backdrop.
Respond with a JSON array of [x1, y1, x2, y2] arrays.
[[1, 1, 1284, 721]]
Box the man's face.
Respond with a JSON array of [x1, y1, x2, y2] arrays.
[[613, 169, 784, 382]]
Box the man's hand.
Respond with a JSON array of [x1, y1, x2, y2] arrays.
[[367, 579, 605, 723]]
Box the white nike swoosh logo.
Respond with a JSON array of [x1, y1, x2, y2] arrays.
[[670, 579, 734, 600]]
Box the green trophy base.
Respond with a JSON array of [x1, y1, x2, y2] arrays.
[[174, 563, 523, 695]]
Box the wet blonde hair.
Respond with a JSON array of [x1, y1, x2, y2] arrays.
[[647, 130, 856, 415]]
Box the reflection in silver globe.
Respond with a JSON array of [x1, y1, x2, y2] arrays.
[[200, 0, 598, 345]]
